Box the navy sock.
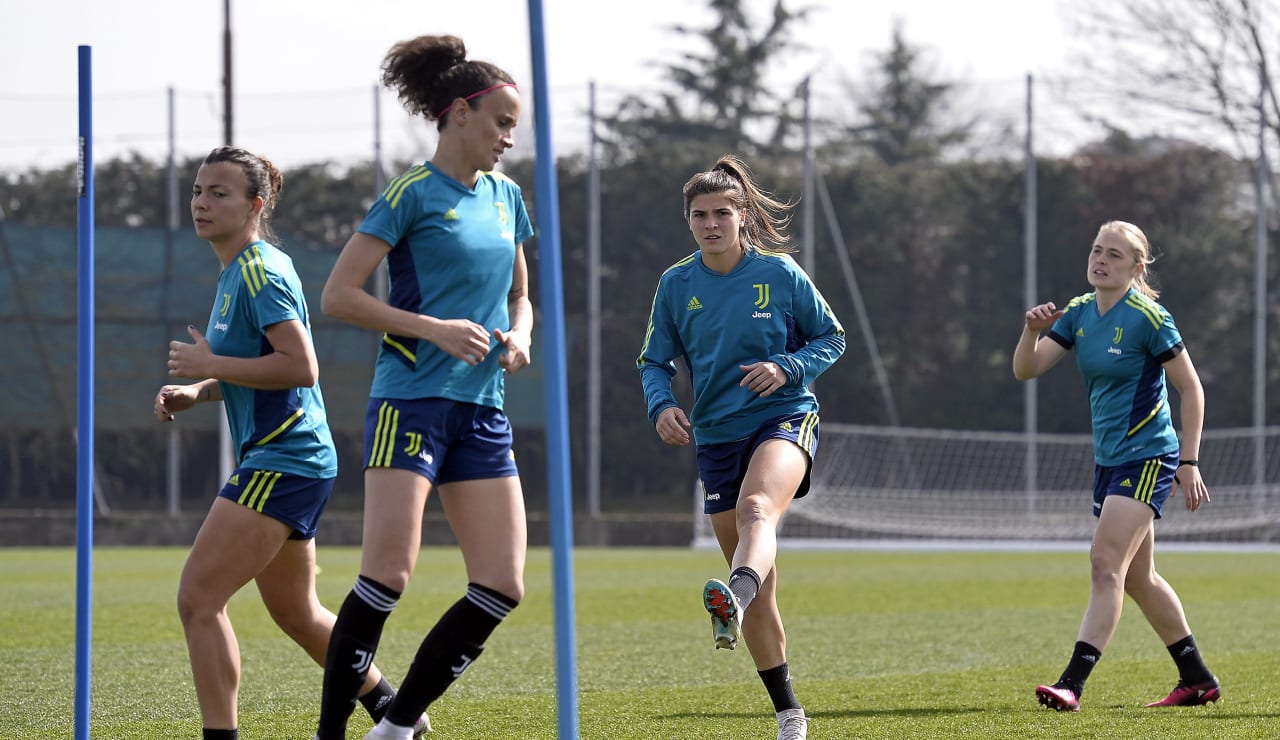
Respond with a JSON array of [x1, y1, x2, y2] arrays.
[[385, 583, 518, 726], [758, 662, 802, 712], [316, 575, 400, 739], [1057, 640, 1102, 696], [728, 566, 762, 612], [1167, 634, 1215, 685]]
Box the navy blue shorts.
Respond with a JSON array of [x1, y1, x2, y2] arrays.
[[217, 468, 334, 540], [1092, 451, 1178, 519], [363, 397, 519, 485], [696, 412, 819, 515]]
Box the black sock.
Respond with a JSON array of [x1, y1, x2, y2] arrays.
[[385, 583, 518, 726], [202, 730, 238, 740], [728, 566, 762, 612], [1167, 634, 1215, 685], [758, 662, 802, 712], [358, 675, 396, 723], [1057, 640, 1102, 696], [316, 575, 400, 739]]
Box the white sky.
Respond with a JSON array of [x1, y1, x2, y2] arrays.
[[0, 0, 1073, 172]]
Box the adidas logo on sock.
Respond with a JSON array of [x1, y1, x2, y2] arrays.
[[1179, 645, 1197, 657]]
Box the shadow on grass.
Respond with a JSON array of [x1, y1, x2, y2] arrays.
[[1193, 711, 1280, 721], [661, 707, 989, 720], [1071, 701, 1279, 719]]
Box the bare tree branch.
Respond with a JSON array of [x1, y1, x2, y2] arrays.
[[1063, 0, 1275, 159]]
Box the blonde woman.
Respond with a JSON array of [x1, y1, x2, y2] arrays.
[[1014, 220, 1220, 711]]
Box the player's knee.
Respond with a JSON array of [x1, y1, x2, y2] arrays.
[[264, 600, 321, 641], [176, 584, 221, 627], [363, 564, 414, 593], [469, 572, 523, 604], [382, 571, 413, 594], [487, 576, 524, 604], [1122, 569, 1160, 597], [735, 494, 776, 529], [1087, 553, 1125, 586]]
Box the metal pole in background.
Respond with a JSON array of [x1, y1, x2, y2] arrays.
[[801, 76, 814, 278], [372, 84, 389, 303], [222, 0, 233, 149], [75, 44, 95, 740], [217, 0, 234, 487], [1254, 66, 1268, 512], [1023, 73, 1039, 515], [586, 80, 601, 517], [165, 86, 181, 516], [801, 77, 815, 395], [526, 2, 579, 736]]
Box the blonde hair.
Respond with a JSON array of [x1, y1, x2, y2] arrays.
[[1097, 220, 1159, 299]]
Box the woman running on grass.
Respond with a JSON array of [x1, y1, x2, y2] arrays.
[[315, 34, 533, 740], [637, 155, 846, 740], [1014, 220, 1220, 712], [156, 146, 425, 740]]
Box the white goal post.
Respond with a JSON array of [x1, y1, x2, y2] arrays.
[[692, 424, 1280, 549]]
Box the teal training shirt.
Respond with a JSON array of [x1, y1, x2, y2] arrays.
[[357, 162, 534, 408], [637, 248, 845, 445], [206, 241, 337, 478], [1047, 288, 1184, 467]]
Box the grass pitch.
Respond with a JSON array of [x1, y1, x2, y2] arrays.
[[2, 545, 1278, 738]]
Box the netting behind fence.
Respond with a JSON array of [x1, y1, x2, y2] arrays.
[[0, 222, 554, 513], [693, 424, 1280, 547]]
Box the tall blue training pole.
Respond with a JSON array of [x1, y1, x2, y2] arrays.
[[525, 3, 579, 737], [75, 44, 95, 740]]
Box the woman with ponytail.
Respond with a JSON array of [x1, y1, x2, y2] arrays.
[[156, 147, 416, 739], [316, 34, 533, 740], [1015, 220, 1220, 712], [637, 155, 845, 740]]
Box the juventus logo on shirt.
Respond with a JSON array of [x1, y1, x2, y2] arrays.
[[753, 283, 770, 308]]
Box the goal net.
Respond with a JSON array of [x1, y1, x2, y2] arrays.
[[692, 424, 1280, 548]]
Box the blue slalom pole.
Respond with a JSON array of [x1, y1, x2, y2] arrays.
[[75, 44, 95, 740], [525, 2, 579, 737]]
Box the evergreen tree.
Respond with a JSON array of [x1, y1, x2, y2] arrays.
[[600, 0, 810, 162], [836, 21, 970, 165]]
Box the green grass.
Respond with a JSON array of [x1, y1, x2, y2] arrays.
[[3, 546, 1279, 738]]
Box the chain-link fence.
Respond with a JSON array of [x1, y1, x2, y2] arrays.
[[1, 71, 1274, 524]]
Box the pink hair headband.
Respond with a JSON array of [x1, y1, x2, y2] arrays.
[[437, 82, 518, 119]]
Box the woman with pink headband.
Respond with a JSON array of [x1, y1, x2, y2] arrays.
[[314, 34, 533, 740]]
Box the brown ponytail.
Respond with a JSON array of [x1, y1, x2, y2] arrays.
[[682, 155, 795, 254]]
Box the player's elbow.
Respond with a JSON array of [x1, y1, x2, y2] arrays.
[[320, 282, 356, 323], [297, 365, 319, 388], [319, 283, 341, 318], [281, 354, 320, 388]]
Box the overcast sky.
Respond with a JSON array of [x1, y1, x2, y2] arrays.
[[0, 0, 1073, 172]]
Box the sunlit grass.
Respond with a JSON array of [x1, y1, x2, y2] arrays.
[[2, 546, 1278, 738]]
